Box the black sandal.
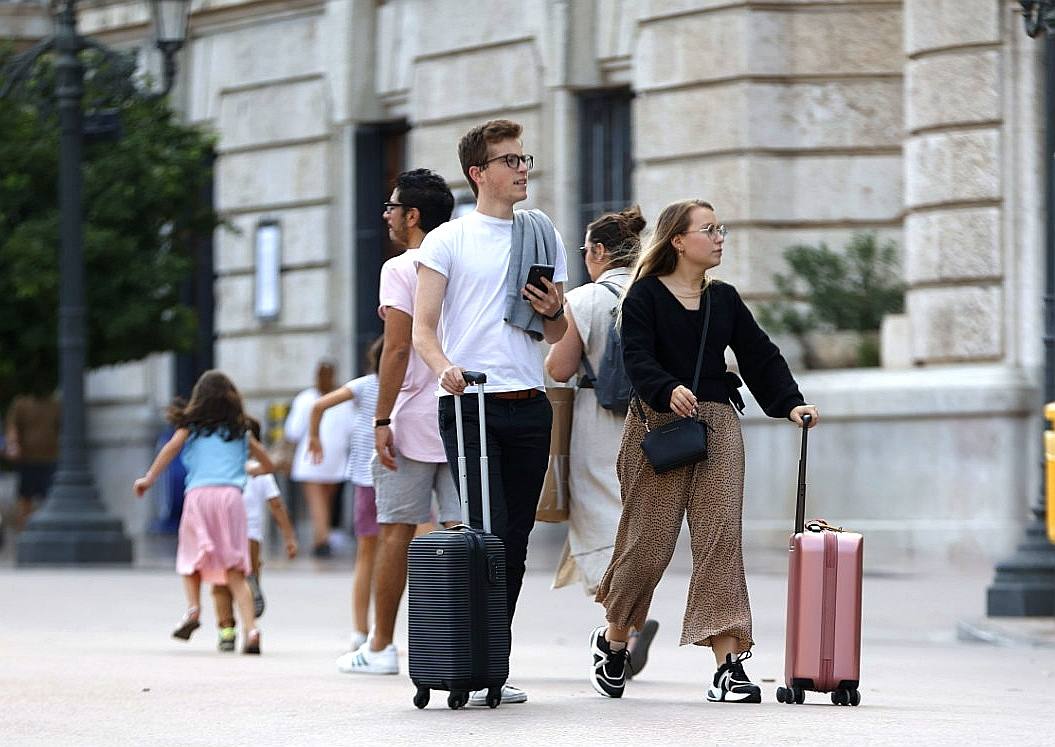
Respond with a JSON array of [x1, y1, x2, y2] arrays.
[[172, 607, 201, 640]]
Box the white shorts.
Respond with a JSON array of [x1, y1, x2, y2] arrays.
[[372, 453, 461, 526]]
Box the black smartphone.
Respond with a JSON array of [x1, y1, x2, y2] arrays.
[[525, 263, 555, 294]]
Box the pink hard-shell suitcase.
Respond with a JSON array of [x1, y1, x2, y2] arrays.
[[776, 414, 864, 707]]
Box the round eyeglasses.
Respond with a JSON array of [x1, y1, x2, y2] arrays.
[[685, 224, 728, 241]]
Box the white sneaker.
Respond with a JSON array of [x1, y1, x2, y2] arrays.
[[336, 642, 399, 675], [468, 683, 527, 706], [348, 631, 368, 652]]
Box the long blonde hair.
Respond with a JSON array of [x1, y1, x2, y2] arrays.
[[616, 199, 716, 329]]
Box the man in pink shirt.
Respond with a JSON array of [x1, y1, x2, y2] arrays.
[[337, 169, 461, 675]]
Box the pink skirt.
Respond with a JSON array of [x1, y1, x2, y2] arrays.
[[176, 486, 251, 584]]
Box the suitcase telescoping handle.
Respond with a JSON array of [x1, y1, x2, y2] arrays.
[[794, 413, 811, 535], [453, 370, 491, 533]]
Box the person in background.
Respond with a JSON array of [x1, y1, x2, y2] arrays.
[[4, 390, 60, 530], [308, 336, 384, 655], [338, 168, 462, 676], [283, 359, 352, 557], [211, 417, 298, 651], [134, 370, 275, 654], [544, 205, 659, 680]]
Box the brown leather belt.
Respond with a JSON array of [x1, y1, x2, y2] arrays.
[[491, 388, 542, 400]]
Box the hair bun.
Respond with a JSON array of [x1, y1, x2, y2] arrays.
[[620, 205, 647, 236]]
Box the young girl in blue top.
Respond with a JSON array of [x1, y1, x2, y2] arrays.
[[134, 370, 275, 654]]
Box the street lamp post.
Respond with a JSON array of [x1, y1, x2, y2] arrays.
[[986, 1, 1055, 616], [2, 0, 190, 564]]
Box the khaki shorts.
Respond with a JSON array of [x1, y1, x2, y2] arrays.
[[372, 453, 461, 526]]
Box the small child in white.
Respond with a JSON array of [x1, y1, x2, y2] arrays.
[[212, 417, 298, 651]]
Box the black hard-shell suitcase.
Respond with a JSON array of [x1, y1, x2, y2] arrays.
[[407, 371, 510, 710]]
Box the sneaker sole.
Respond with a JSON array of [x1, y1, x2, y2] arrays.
[[588, 627, 625, 699], [706, 687, 762, 704], [336, 653, 398, 675], [468, 691, 527, 706]]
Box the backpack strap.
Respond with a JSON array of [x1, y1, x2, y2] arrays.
[[577, 281, 623, 385]]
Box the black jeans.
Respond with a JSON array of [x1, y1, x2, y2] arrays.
[[438, 392, 552, 624]]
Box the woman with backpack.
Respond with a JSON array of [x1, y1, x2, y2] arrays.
[[586, 198, 819, 703], [545, 205, 659, 679]]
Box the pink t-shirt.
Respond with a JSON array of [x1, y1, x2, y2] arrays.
[[378, 249, 447, 463]]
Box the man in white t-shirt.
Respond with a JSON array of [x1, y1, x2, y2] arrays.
[[337, 169, 462, 676], [413, 119, 569, 705]]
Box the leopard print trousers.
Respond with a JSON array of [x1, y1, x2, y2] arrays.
[[595, 399, 754, 649]]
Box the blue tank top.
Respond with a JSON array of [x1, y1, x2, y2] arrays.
[[180, 429, 248, 491]]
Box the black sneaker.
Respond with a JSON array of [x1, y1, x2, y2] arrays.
[[589, 626, 628, 698], [706, 651, 762, 703], [626, 619, 659, 680], [248, 574, 265, 618]]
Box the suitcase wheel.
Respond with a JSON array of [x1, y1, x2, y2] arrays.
[[830, 688, 861, 707], [486, 686, 502, 709], [776, 686, 804, 705], [413, 686, 430, 710], [447, 690, 469, 710]]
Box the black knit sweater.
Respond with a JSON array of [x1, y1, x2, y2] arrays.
[[620, 276, 805, 418]]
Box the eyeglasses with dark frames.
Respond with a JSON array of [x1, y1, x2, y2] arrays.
[[684, 224, 728, 241], [383, 201, 412, 212], [479, 153, 535, 171]]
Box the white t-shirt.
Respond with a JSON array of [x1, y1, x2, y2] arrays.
[[284, 387, 353, 483], [243, 469, 280, 542], [344, 374, 379, 486], [378, 249, 447, 463], [415, 210, 569, 393]]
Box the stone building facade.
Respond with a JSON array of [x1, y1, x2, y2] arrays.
[[2, 0, 1045, 562]]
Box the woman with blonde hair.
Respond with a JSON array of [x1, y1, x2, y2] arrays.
[[587, 199, 819, 703], [546, 205, 659, 678]]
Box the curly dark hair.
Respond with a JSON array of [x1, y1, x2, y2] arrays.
[[393, 168, 454, 232], [167, 370, 248, 441]]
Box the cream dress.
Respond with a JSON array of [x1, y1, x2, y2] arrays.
[[553, 267, 631, 594]]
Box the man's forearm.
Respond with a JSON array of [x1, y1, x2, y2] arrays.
[[413, 321, 453, 377], [376, 346, 410, 419]]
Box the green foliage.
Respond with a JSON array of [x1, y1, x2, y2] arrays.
[[0, 47, 219, 409], [758, 232, 906, 335]]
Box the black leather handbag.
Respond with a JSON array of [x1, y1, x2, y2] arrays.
[[634, 289, 712, 474]]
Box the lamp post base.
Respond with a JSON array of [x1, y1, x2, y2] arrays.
[[15, 478, 133, 565], [985, 519, 1055, 617]]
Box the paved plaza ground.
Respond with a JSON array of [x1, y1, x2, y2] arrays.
[[2, 530, 1054, 746]]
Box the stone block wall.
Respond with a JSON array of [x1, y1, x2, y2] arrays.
[[632, 1, 905, 299], [903, 0, 1010, 364]]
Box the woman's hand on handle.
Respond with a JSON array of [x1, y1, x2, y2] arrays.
[[789, 404, 820, 428], [669, 385, 698, 418]]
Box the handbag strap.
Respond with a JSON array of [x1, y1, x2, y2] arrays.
[[633, 285, 711, 426]]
